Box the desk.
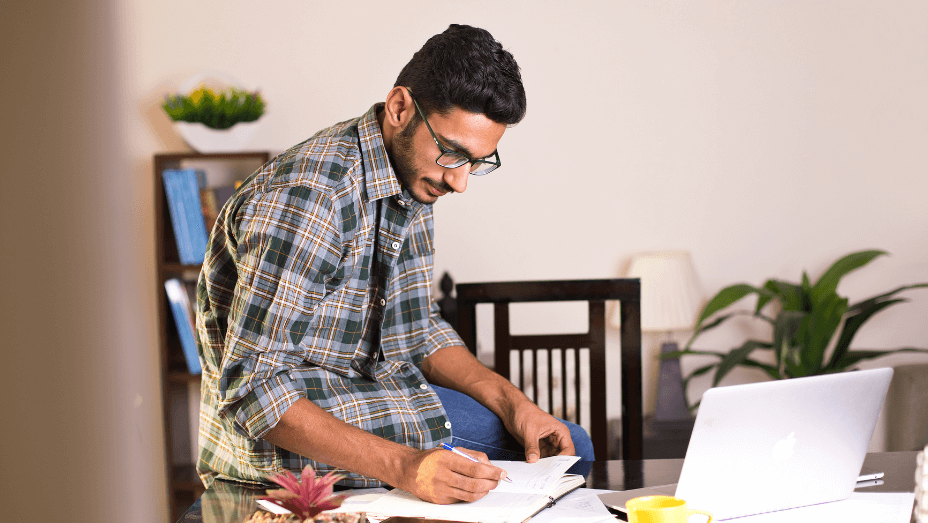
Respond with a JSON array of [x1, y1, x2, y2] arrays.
[[177, 451, 919, 523]]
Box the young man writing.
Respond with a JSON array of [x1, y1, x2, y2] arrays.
[[195, 24, 594, 505]]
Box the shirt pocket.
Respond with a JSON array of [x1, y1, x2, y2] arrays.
[[400, 216, 434, 261], [296, 226, 374, 375]]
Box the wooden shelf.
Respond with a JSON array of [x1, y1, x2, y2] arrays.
[[155, 151, 270, 522], [160, 263, 203, 274], [167, 371, 202, 384]]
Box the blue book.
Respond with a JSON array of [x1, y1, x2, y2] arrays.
[[162, 169, 209, 264], [164, 278, 202, 375]]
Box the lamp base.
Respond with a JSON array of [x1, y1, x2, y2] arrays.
[[654, 341, 693, 425]]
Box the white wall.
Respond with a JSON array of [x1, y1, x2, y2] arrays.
[[2, 1, 925, 522]]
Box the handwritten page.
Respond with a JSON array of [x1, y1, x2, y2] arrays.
[[354, 456, 583, 523], [491, 455, 581, 494]]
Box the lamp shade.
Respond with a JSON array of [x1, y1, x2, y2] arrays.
[[625, 251, 704, 333]]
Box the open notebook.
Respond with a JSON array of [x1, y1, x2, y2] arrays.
[[359, 455, 585, 523]]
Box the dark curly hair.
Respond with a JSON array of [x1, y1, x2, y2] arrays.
[[395, 24, 526, 126]]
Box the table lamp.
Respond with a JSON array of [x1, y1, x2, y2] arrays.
[[624, 251, 704, 425]]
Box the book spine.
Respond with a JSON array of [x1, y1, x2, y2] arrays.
[[179, 169, 208, 264], [164, 278, 202, 375], [163, 169, 210, 265], [162, 170, 193, 263]]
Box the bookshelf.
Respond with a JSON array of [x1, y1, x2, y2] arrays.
[[154, 151, 270, 521]]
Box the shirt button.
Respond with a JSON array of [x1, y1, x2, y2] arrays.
[[444, 421, 452, 430], [419, 384, 428, 390], [380, 298, 386, 306], [398, 199, 406, 206], [391, 241, 400, 250]]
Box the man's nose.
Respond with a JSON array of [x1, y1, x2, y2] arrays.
[[442, 164, 469, 194]]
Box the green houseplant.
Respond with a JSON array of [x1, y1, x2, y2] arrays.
[[672, 250, 928, 406], [162, 85, 266, 129], [162, 82, 266, 153]]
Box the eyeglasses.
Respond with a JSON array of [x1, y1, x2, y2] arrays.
[[408, 92, 501, 176]]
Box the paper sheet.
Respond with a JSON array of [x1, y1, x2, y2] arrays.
[[490, 455, 580, 494], [721, 492, 915, 523]]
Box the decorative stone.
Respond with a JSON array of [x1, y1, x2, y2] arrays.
[[244, 511, 366, 523]]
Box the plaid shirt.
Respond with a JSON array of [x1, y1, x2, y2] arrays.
[[195, 104, 462, 488]]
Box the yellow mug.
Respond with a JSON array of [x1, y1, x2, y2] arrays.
[[626, 495, 713, 523]]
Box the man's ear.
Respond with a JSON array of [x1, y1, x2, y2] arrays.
[[383, 86, 415, 132]]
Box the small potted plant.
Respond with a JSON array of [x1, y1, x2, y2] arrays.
[[249, 466, 365, 523], [162, 76, 266, 153], [669, 249, 928, 407]]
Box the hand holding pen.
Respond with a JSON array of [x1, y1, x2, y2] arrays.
[[441, 443, 513, 483]]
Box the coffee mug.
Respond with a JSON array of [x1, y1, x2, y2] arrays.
[[626, 495, 713, 523]]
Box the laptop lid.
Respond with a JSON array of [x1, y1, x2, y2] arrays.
[[672, 367, 892, 519]]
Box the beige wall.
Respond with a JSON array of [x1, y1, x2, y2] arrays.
[[2, 1, 926, 522]]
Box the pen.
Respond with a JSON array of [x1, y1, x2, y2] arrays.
[[441, 443, 513, 483]]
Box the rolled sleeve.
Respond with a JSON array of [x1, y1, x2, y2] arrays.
[[423, 301, 466, 358], [212, 170, 344, 439], [222, 369, 306, 439]]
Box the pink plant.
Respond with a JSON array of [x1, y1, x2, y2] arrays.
[[260, 466, 345, 520]]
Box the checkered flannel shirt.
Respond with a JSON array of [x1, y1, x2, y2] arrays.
[[195, 104, 462, 488]]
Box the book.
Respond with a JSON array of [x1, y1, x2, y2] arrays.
[[162, 168, 209, 264], [164, 278, 202, 374], [359, 455, 584, 523], [199, 183, 239, 233]]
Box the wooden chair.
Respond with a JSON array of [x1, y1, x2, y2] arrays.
[[455, 279, 642, 460]]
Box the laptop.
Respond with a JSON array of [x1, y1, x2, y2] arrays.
[[599, 367, 893, 520]]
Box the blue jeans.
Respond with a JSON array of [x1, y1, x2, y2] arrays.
[[433, 384, 595, 474]]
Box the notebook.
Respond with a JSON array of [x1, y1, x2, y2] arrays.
[[599, 368, 893, 520], [359, 455, 585, 523]]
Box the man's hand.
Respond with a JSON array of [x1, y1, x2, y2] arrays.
[[263, 399, 509, 505], [400, 447, 509, 504], [504, 400, 576, 463]]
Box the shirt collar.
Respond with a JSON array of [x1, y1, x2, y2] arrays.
[[358, 104, 406, 203]]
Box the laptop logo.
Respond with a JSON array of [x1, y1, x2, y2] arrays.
[[772, 431, 797, 461]]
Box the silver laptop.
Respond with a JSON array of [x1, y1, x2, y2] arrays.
[[599, 368, 893, 520]]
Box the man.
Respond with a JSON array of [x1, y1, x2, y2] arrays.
[[195, 24, 594, 505]]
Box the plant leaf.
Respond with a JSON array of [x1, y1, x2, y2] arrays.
[[761, 279, 805, 312], [810, 250, 887, 305], [736, 358, 781, 380], [827, 283, 928, 370], [828, 298, 904, 370], [685, 314, 734, 349], [660, 348, 725, 360], [713, 340, 772, 386], [830, 347, 928, 369], [686, 310, 774, 349], [847, 283, 928, 313], [681, 363, 718, 411], [800, 293, 848, 375], [694, 284, 764, 329]]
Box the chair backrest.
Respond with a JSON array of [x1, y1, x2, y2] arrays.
[[455, 279, 642, 460]]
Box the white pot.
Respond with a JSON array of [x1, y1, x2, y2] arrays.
[[173, 120, 260, 153]]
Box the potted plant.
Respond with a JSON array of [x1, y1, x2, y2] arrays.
[[671, 249, 928, 407], [252, 466, 364, 522], [162, 81, 266, 153]]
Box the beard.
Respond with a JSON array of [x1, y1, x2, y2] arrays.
[[388, 120, 454, 204]]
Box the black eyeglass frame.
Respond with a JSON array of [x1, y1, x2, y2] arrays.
[[407, 91, 501, 176]]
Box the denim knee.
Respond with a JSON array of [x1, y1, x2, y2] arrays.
[[563, 421, 595, 461]]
